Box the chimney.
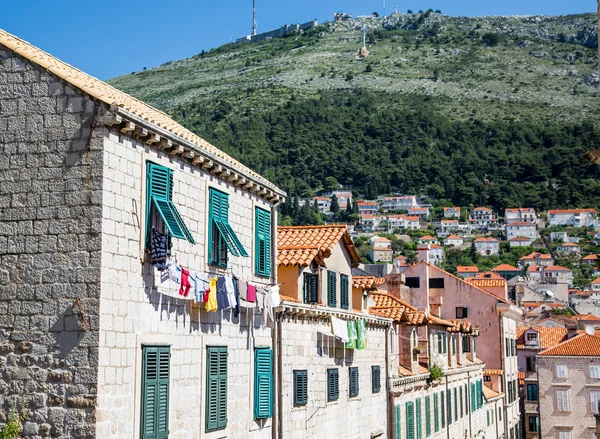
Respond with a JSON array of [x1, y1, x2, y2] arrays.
[[417, 245, 430, 263], [566, 322, 579, 339]]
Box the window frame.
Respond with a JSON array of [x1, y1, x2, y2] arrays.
[[527, 383, 538, 401], [340, 274, 349, 310], [254, 347, 273, 420], [455, 306, 468, 319], [526, 356, 537, 372], [556, 389, 570, 412], [206, 346, 228, 432], [303, 272, 319, 304], [556, 364, 568, 379], [591, 365, 600, 379], [348, 367, 359, 398], [405, 277, 420, 288], [327, 368, 339, 402], [254, 207, 271, 277], [327, 271, 337, 308], [429, 278, 445, 289], [208, 187, 248, 267], [293, 370, 308, 407], [371, 365, 381, 394], [140, 345, 171, 439]]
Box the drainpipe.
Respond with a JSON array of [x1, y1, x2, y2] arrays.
[[499, 311, 509, 438], [276, 313, 283, 439], [445, 374, 450, 439], [270, 201, 281, 439], [467, 372, 472, 439], [385, 323, 391, 438]]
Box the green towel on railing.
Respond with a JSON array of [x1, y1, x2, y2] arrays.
[[356, 319, 367, 350], [345, 320, 357, 349]]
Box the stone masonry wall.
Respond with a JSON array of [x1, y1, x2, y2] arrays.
[[0, 47, 104, 437]]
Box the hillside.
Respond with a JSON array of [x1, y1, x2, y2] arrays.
[[108, 12, 600, 211]]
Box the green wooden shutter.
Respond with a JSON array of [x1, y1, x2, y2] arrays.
[[146, 162, 195, 244], [254, 208, 271, 277], [416, 398, 422, 439], [425, 395, 431, 437], [454, 388, 458, 421], [372, 365, 381, 393], [340, 274, 349, 309], [447, 390, 452, 425], [477, 380, 483, 409], [254, 347, 273, 419], [433, 393, 439, 432], [327, 369, 339, 401], [327, 271, 337, 307], [460, 386, 464, 418], [394, 405, 401, 439], [206, 346, 227, 432], [406, 401, 414, 439], [303, 273, 318, 303], [349, 367, 359, 397], [293, 370, 308, 406], [141, 345, 170, 439], [209, 188, 248, 261], [440, 391, 445, 428], [471, 383, 476, 412]]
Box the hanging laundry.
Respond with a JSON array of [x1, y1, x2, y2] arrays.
[[247, 284, 257, 303], [216, 276, 231, 310], [232, 276, 241, 318], [150, 230, 169, 271], [330, 316, 350, 343], [205, 278, 218, 312], [345, 320, 358, 349], [179, 269, 191, 297], [167, 261, 181, 285], [224, 274, 237, 309], [269, 285, 281, 308], [238, 279, 248, 301], [191, 272, 209, 303], [356, 319, 367, 350]]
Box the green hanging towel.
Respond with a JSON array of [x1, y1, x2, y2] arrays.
[[345, 320, 357, 349], [356, 319, 367, 350]]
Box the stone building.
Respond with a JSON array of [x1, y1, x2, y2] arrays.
[[0, 28, 287, 438], [537, 333, 600, 439]]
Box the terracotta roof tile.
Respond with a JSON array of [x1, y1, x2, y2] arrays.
[[279, 294, 301, 303], [492, 264, 520, 272], [548, 209, 596, 215], [590, 278, 600, 284], [445, 235, 462, 239], [519, 252, 553, 260], [353, 275, 381, 290], [447, 320, 477, 334], [457, 266, 479, 273], [483, 386, 502, 399], [571, 313, 600, 321], [0, 29, 279, 191], [539, 333, 600, 356], [398, 365, 414, 376], [277, 246, 321, 267], [515, 326, 570, 349], [484, 369, 503, 376], [582, 255, 599, 260]]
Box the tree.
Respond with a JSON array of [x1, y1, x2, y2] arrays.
[[406, 251, 420, 265], [330, 194, 340, 217], [324, 176, 340, 191], [407, 9, 413, 14], [372, 11, 379, 17]]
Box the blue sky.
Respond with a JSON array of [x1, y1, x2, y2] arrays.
[[1, 0, 594, 80]]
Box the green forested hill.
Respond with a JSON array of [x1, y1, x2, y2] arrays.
[[108, 12, 600, 211]]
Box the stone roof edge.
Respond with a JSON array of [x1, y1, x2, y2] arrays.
[[277, 302, 392, 326]]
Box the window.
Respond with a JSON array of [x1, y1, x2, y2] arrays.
[[471, 383, 476, 412], [558, 432, 572, 439], [451, 334, 456, 355], [208, 188, 248, 267], [254, 347, 273, 419], [327, 369, 339, 402], [440, 391, 445, 428], [406, 401, 415, 439], [425, 395, 431, 437], [254, 207, 271, 277], [498, 406, 502, 421], [429, 278, 445, 289], [476, 380, 483, 409], [527, 384, 538, 401], [447, 390, 452, 424], [434, 393, 439, 432], [416, 398, 422, 439], [591, 365, 600, 379], [303, 273, 318, 304], [556, 389, 569, 411], [462, 336, 471, 353], [590, 390, 600, 413], [526, 357, 537, 372], [141, 345, 170, 439], [405, 277, 420, 288], [454, 388, 458, 421], [327, 271, 337, 307], [349, 367, 359, 398], [145, 162, 194, 246], [484, 375, 491, 382], [526, 332, 538, 341], [527, 416, 539, 432], [556, 364, 568, 378], [206, 346, 227, 431], [340, 274, 349, 310], [293, 370, 308, 406], [394, 405, 401, 439], [372, 366, 381, 394], [460, 386, 464, 418]]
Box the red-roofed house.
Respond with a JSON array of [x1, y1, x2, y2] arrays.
[[509, 236, 533, 247], [588, 277, 600, 292], [465, 272, 508, 300], [418, 235, 439, 245], [474, 237, 500, 256], [581, 254, 599, 265], [505, 222, 538, 241], [518, 252, 554, 268], [443, 206, 461, 219], [444, 234, 464, 247], [356, 200, 379, 215], [369, 236, 393, 263], [548, 208, 597, 227], [505, 208, 537, 224], [470, 206, 498, 231], [527, 265, 573, 287], [556, 242, 581, 254], [439, 219, 459, 237], [457, 265, 479, 279], [408, 206, 430, 218], [492, 264, 522, 281]]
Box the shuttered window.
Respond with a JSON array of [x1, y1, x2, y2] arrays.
[[434, 393, 439, 432], [415, 398, 422, 439], [206, 346, 227, 432], [141, 345, 170, 439], [471, 383, 476, 412], [394, 405, 401, 439], [327, 271, 337, 307], [303, 273, 318, 304], [406, 401, 415, 439], [145, 162, 194, 246], [463, 335, 471, 353], [454, 388, 458, 421], [527, 384, 538, 401], [425, 395, 431, 437], [372, 365, 381, 393], [208, 188, 248, 267], [349, 367, 359, 398], [327, 369, 339, 401], [477, 380, 483, 409], [254, 207, 271, 277], [340, 274, 349, 309], [293, 370, 308, 406], [447, 389, 452, 424], [254, 347, 273, 419], [460, 386, 464, 418], [440, 391, 445, 428]]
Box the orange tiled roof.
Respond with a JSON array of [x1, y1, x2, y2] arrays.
[[516, 326, 570, 349], [492, 264, 520, 272], [0, 29, 280, 191], [447, 320, 477, 334], [457, 266, 479, 273], [398, 365, 414, 376], [369, 291, 416, 310], [469, 272, 505, 281], [429, 244, 443, 249], [445, 235, 462, 239], [590, 278, 600, 284], [519, 252, 553, 260], [582, 255, 599, 260], [539, 333, 600, 356], [544, 265, 571, 272], [475, 237, 498, 242], [441, 219, 459, 224], [277, 225, 360, 267], [420, 236, 437, 240], [483, 386, 502, 399], [484, 369, 503, 376], [352, 276, 378, 290], [467, 279, 506, 288], [560, 242, 580, 247], [405, 216, 420, 221], [474, 207, 492, 211], [571, 313, 600, 321], [549, 209, 596, 215], [279, 294, 301, 303], [369, 291, 453, 326], [444, 207, 460, 211]]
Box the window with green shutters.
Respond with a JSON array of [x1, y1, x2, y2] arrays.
[[440, 391, 445, 428], [254, 207, 271, 277], [425, 395, 431, 437], [254, 347, 273, 419], [372, 365, 381, 393], [433, 393, 439, 432], [415, 398, 422, 439], [460, 386, 464, 418], [206, 346, 227, 432], [477, 380, 483, 409], [293, 370, 308, 406], [145, 162, 194, 247], [471, 383, 476, 412], [208, 188, 248, 267], [327, 369, 339, 401], [141, 345, 170, 439], [454, 388, 458, 421], [394, 405, 401, 439], [340, 274, 349, 309], [327, 271, 337, 307], [451, 334, 456, 354], [303, 272, 318, 304], [437, 333, 442, 353], [406, 401, 415, 439], [349, 367, 359, 398], [447, 390, 452, 425]]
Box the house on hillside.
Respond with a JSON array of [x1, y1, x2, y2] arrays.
[[469, 207, 498, 231], [548, 208, 597, 227], [491, 264, 522, 281], [457, 266, 479, 279], [557, 242, 581, 254], [505, 222, 537, 241], [443, 206, 461, 219], [474, 237, 500, 256], [527, 266, 573, 287], [444, 234, 464, 247], [369, 236, 393, 262], [418, 235, 439, 245], [509, 237, 533, 247], [518, 252, 554, 268], [505, 208, 537, 224], [381, 196, 417, 212], [439, 219, 459, 237], [357, 200, 379, 216], [408, 206, 430, 218], [465, 272, 508, 300]]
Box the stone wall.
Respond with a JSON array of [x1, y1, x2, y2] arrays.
[[279, 315, 388, 439], [0, 46, 104, 437], [97, 131, 276, 438]]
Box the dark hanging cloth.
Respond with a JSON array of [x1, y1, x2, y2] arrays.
[[233, 276, 241, 318], [216, 276, 228, 310], [151, 230, 169, 271]]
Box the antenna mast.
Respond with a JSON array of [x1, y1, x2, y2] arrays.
[[252, 0, 257, 36]]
